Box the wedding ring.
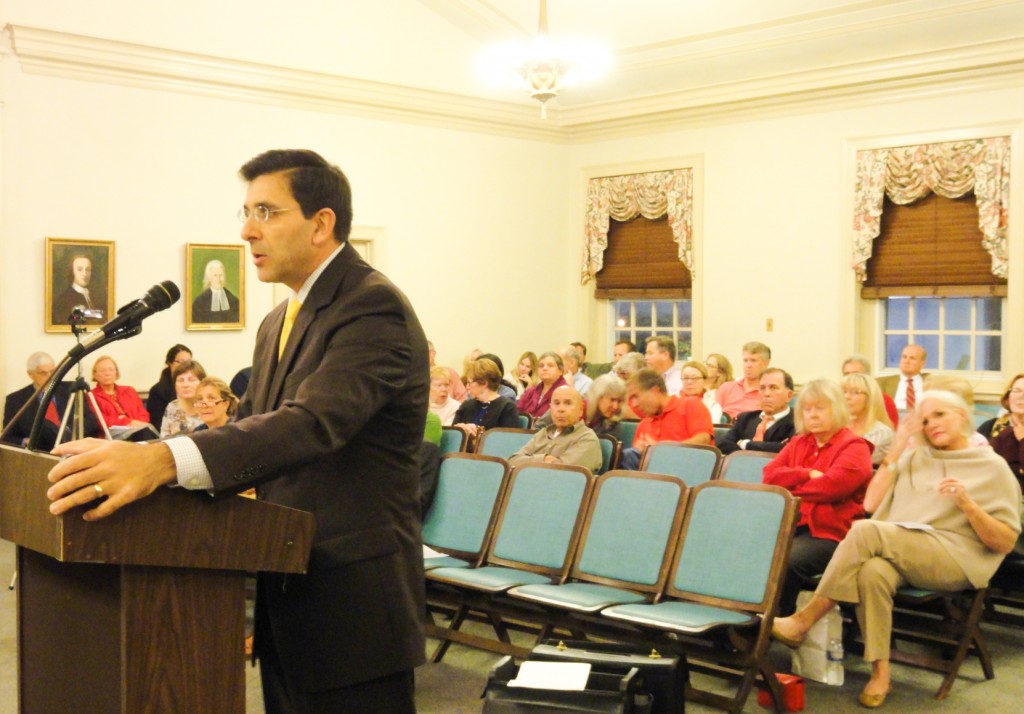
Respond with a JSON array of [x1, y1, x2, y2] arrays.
[[94, 483, 104, 497]]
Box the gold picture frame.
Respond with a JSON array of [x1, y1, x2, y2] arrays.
[[45, 237, 116, 333], [185, 243, 245, 330]]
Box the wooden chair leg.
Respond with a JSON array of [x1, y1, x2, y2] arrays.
[[430, 605, 468, 663]]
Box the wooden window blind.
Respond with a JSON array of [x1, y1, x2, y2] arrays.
[[595, 215, 692, 299], [862, 192, 1007, 298]]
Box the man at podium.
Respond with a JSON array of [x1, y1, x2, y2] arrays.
[[47, 150, 429, 714]]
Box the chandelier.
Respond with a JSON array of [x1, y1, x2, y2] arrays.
[[478, 0, 610, 119]]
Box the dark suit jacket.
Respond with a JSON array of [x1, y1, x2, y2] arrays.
[[3, 381, 101, 449], [190, 287, 240, 324], [718, 409, 796, 455], [189, 244, 428, 692]]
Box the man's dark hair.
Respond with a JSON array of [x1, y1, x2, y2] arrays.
[[627, 368, 667, 394], [645, 335, 676, 362], [570, 342, 587, 360], [761, 367, 794, 391], [240, 149, 353, 243], [615, 339, 637, 352]]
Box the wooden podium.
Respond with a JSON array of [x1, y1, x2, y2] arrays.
[[0, 444, 314, 713]]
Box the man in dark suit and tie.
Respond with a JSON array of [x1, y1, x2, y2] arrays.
[[47, 150, 428, 713], [718, 368, 797, 455]]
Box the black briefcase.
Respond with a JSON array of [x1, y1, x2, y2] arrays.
[[527, 641, 685, 714], [482, 656, 652, 714]]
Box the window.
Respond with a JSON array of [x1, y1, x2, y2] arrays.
[[883, 296, 1002, 372], [612, 299, 692, 361]]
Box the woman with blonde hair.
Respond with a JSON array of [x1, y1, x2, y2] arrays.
[[763, 378, 874, 616], [90, 355, 151, 429], [429, 365, 461, 426], [703, 352, 733, 397], [508, 351, 539, 395], [681, 360, 723, 424], [842, 372, 894, 465], [584, 373, 627, 438], [194, 377, 239, 431], [160, 359, 207, 437]]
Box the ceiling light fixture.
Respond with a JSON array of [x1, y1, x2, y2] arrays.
[[478, 0, 610, 119]]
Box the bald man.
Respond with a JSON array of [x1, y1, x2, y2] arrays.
[[508, 385, 602, 472], [876, 344, 929, 415]]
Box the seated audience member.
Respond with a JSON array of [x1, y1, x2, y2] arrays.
[[517, 351, 569, 419], [509, 386, 602, 471], [573, 341, 612, 380], [717, 341, 771, 419], [983, 374, 1024, 488], [763, 378, 874, 617], [91, 355, 150, 428], [618, 369, 714, 470], [560, 346, 593, 394], [146, 344, 191, 428], [773, 390, 1020, 708], [644, 336, 682, 396], [2, 351, 100, 449], [584, 373, 626, 439], [842, 372, 894, 465], [615, 351, 649, 420], [876, 344, 929, 418], [508, 351, 539, 395], [923, 375, 990, 447], [842, 354, 899, 427], [479, 353, 518, 401], [429, 366, 461, 426], [718, 368, 796, 455], [160, 359, 207, 437], [613, 339, 637, 366], [453, 358, 520, 440], [427, 340, 467, 402], [680, 360, 723, 424], [703, 353, 733, 414], [230, 366, 252, 399], [193, 377, 239, 431]]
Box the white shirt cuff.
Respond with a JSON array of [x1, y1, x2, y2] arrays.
[[164, 437, 215, 491], [738, 439, 750, 450]]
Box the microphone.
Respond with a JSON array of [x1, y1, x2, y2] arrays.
[[78, 281, 180, 350]]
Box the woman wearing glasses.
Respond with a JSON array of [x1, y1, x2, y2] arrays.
[[842, 372, 894, 465], [193, 377, 239, 431]]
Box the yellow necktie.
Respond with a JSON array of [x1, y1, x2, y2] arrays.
[[278, 299, 302, 359]]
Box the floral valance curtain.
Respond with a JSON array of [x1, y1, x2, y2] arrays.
[[852, 137, 1010, 282], [581, 169, 693, 284]]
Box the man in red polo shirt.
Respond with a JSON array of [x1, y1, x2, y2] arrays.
[[619, 368, 714, 470]]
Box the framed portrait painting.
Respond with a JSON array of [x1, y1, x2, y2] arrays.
[[186, 244, 245, 330], [45, 238, 116, 333]]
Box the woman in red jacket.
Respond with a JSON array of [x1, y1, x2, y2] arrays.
[[763, 378, 874, 615], [90, 355, 150, 430]]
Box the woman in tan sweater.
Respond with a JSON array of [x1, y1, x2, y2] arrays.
[[771, 389, 1021, 708]]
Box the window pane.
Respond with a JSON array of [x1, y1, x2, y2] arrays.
[[885, 335, 907, 368], [615, 301, 631, 328], [634, 301, 652, 327], [635, 330, 653, 347], [976, 335, 1002, 371], [655, 301, 673, 328], [615, 330, 632, 345], [944, 298, 971, 331], [942, 335, 971, 370], [677, 301, 692, 328], [914, 298, 940, 331], [886, 298, 909, 330], [677, 333, 692, 362], [977, 297, 1002, 330], [916, 335, 939, 369]]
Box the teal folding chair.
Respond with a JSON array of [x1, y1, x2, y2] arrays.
[[719, 451, 775, 484], [596, 434, 621, 475], [618, 419, 640, 449], [427, 463, 595, 661], [516, 413, 533, 429], [439, 426, 468, 456], [422, 453, 510, 571], [639, 442, 722, 487], [602, 481, 799, 713], [476, 427, 537, 460], [508, 471, 687, 620]]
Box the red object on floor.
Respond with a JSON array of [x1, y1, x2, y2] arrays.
[[757, 673, 805, 712]]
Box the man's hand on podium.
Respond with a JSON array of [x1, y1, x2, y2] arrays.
[[46, 438, 178, 521]]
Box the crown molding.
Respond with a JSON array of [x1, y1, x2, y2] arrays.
[[5, 24, 1024, 145]]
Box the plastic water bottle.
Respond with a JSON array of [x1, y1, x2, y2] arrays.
[[826, 638, 845, 686]]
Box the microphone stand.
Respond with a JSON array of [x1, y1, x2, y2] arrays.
[[26, 324, 142, 452]]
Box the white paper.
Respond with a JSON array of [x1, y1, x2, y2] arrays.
[[422, 545, 448, 559], [507, 661, 591, 690]]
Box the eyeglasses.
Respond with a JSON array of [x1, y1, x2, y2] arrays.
[[681, 376, 703, 382], [237, 205, 294, 223], [194, 398, 226, 407], [1010, 389, 1024, 396]]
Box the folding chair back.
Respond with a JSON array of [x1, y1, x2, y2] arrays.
[[618, 420, 640, 449], [487, 463, 594, 577], [640, 442, 722, 487], [517, 413, 532, 429], [668, 481, 796, 611], [596, 434, 620, 475], [719, 451, 775, 484], [713, 424, 731, 443], [476, 427, 537, 460], [422, 454, 509, 565], [573, 471, 687, 592], [439, 426, 468, 455]]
